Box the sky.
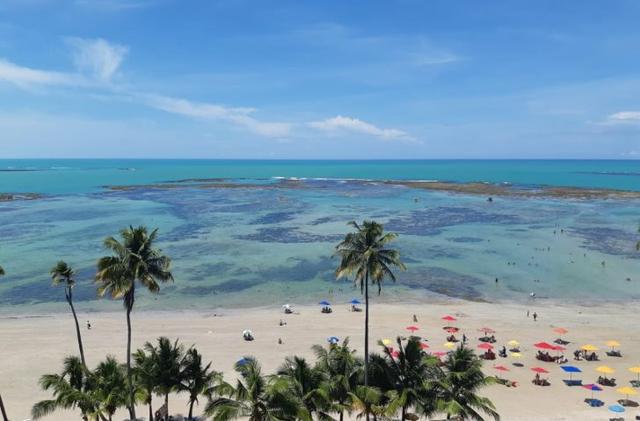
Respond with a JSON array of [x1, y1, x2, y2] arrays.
[[0, 0, 639, 159]]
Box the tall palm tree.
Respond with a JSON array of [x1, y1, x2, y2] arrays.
[[180, 347, 219, 420], [133, 349, 158, 421], [93, 356, 128, 421], [143, 336, 184, 419], [348, 386, 384, 421], [276, 356, 331, 420], [432, 346, 499, 421], [312, 338, 362, 421], [51, 261, 86, 367], [0, 265, 8, 421], [204, 356, 298, 420], [335, 221, 405, 396], [96, 226, 173, 421]]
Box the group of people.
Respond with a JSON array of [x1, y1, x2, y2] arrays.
[[536, 350, 567, 364], [573, 350, 599, 361]]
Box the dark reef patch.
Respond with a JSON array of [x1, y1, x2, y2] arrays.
[[568, 227, 639, 258], [250, 211, 299, 225], [235, 227, 342, 243], [448, 236, 485, 243], [400, 267, 485, 300]]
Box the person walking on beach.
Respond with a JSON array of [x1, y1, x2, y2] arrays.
[[533, 312, 538, 322], [86, 320, 91, 330]]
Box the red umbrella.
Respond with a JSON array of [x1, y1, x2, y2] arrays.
[[493, 365, 510, 372], [420, 342, 430, 350], [551, 345, 566, 352], [534, 342, 555, 350], [479, 327, 496, 334], [432, 351, 448, 357], [478, 343, 494, 350], [391, 350, 400, 358], [406, 325, 419, 333], [442, 315, 457, 322], [445, 327, 459, 334], [531, 367, 549, 374]]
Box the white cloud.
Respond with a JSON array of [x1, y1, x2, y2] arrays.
[[0, 59, 79, 87], [143, 94, 292, 137], [67, 37, 128, 82], [309, 115, 412, 140], [606, 111, 640, 123]]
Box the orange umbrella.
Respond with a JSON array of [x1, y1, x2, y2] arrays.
[[553, 327, 568, 335]]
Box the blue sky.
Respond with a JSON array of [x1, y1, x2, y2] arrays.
[[0, 0, 639, 159]]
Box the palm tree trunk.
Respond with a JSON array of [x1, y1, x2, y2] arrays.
[[339, 411, 343, 421], [401, 405, 406, 420], [0, 393, 8, 421], [188, 399, 194, 419], [126, 304, 136, 421], [364, 271, 370, 421], [165, 393, 169, 420], [148, 395, 154, 421], [67, 288, 86, 367]]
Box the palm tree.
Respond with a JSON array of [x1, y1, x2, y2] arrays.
[[51, 261, 87, 366], [0, 265, 8, 421], [180, 347, 219, 420], [335, 221, 405, 396], [432, 346, 499, 421], [133, 349, 158, 421], [204, 356, 298, 420], [276, 356, 331, 420], [372, 337, 438, 420], [143, 336, 184, 419], [348, 386, 384, 420], [312, 338, 362, 421], [93, 356, 128, 421], [95, 226, 173, 420], [32, 356, 104, 421]]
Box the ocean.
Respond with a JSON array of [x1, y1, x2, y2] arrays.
[[0, 159, 639, 312]]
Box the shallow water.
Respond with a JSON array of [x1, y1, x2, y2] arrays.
[[0, 160, 639, 313]]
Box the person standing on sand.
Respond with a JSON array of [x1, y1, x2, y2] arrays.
[[86, 320, 91, 330], [533, 312, 538, 322]]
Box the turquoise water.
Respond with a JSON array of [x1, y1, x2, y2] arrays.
[[0, 160, 639, 313]]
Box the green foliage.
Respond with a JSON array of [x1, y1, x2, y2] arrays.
[[181, 347, 220, 418]]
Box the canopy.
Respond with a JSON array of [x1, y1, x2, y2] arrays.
[[582, 384, 603, 391], [478, 343, 494, 350], [479, 327, 496, 334], [493, 365, 509, 372], [553, 327, 569, 335], [444, 342, 455, 349], [581, 344, 599, 351], [561, 366, 582, 373], [609, 405, 625, 413], [606, 340, 621, 348], [534, 342, 555, 350], [507, 340, 520, 347], [596, 366, 615, 375], [617, 387, 637, 396], [349, 299, 362, 305], [319, 300, 331, 306], [406, 325, 420, 332], [442, 315, 457, 322], [531, 367, 549, 374]]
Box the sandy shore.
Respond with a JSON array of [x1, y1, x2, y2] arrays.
[[2, 300, 639, 421]]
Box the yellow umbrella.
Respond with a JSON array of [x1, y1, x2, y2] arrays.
[[581, 344, 599, 352], [507, 340, 520, 347], [510, 352, 522, 358], [381, 339, 392, 346], [596, 366, 615, 375], [606, 340, 621, 349], [444, 342, 455, 349], [629, 366, 640, 381], [617, 386, 638, 401]]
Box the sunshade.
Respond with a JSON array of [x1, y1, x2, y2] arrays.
[[493, 365, 510, 372], [617, 387, 637, 397], [629, 366, 640, 381], [479, 327, 495, 334], [581, 344, 599, 351], [609, 405, 625, 413], [349, 299, 362, 305], [561, 366, 582, 373], [552, 345, 566, 352], [420, 342, 430, 350], [507, 340, 520, 347], [606, 340, 621, 349], [443, 342, 455, 349], [319, 300, 331, 306], [442, 315, 457, 322], [534, 342, 555, 350], [510, 352, 522, 358], [237, 358, 248, 366], [406, 325, 420, 332], [583, 384, 603, 391], [596, 366, 615, 375], [553, 327, 569, 335], [381, 338, 392, 346], [531, 367, 549, 374], [478, 343, 494, 350], [445, 327, 459, 333]]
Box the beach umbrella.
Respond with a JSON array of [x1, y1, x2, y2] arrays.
[[432, 351, 448, 357], [553, 327, 568, 335], [419, 342, 429, 350], [617, 386, 637, 399], [552, 345, 566, 352], [581, 344, 599, 352], [445, 327, 459, 333], [561, 365, 582, 381], [507, 340, 520, 347], [242, 329, 252, 336], [596, 366, 615, 376], [319, 300, 331, 306], [609, 405, 625, 413], [629, 366, 640, 381], [327, 336, 340, 344], [381, 338, 392, 346], [493, 365, 510, 372], [391, 350, 400, 358], [443, 342, 455, 349], [531, 367, 549, 374], [534, 342, 555, 350], [282, 304, 291, 309], [406, 325, 420, 333], [237, 357, 249, 366], [582, 383, 603, 400], [606, 340, 621, 350], [349, 299, 362, 305], [510, 352, 522, 358], [478, 343, 494, 350], [479, 327, 495, 334], [442, 315, 457, 322]]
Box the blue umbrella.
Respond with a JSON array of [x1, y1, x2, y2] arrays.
[[327, 336, 340, 344], [319, 300, 331, 306], [561, 365, 582, 382], [350, 299, 362, 305], [237, 358, 248, 366], [609, 405, 625, 413]]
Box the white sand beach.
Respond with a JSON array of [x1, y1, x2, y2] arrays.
[[2, 300, 639, 421]]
